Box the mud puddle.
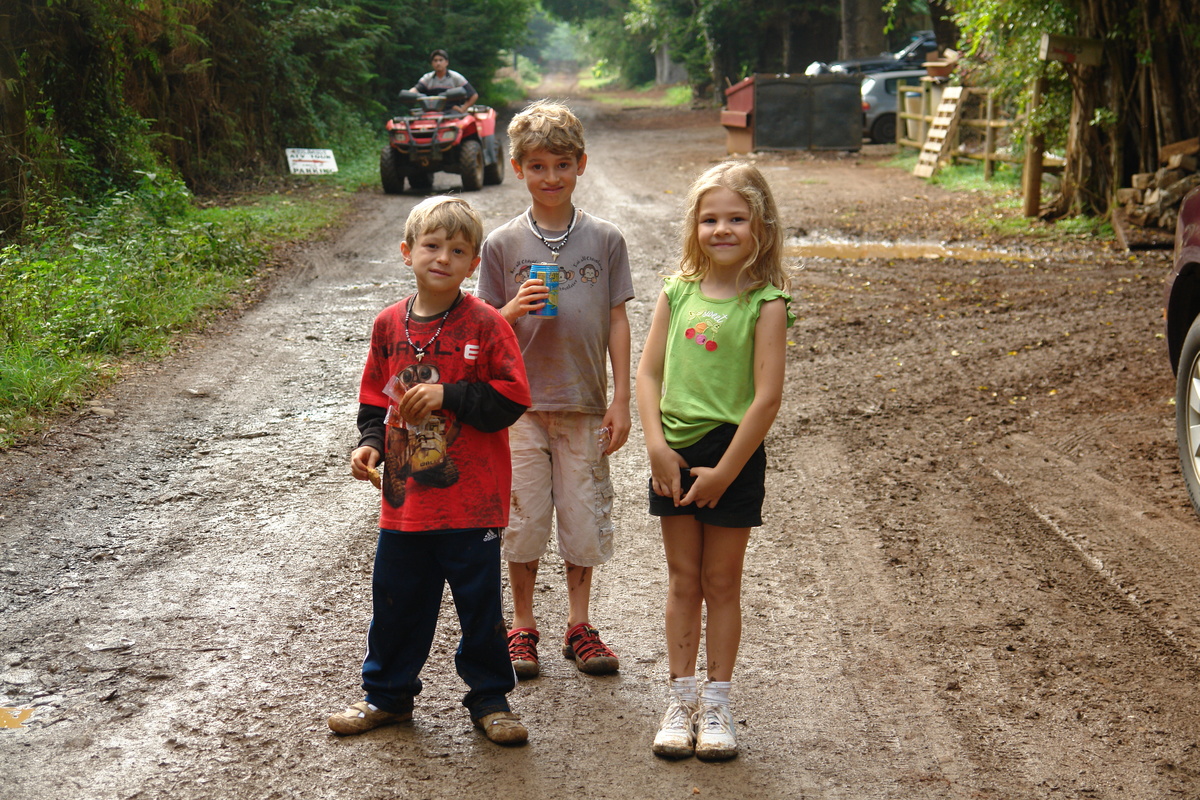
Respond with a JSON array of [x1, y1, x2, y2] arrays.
[[787, 237, 1034, 262]]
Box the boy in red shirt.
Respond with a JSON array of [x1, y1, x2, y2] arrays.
[[328, 196, 531, 745]]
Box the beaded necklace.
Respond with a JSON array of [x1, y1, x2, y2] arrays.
[[527, 206, 578, 264], [404, 292, 460, 362]]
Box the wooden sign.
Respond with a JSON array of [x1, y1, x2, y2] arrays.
[[1038, 33, 1102, 67]]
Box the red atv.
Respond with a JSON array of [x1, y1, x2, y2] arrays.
[[380, 87, 505, 194]]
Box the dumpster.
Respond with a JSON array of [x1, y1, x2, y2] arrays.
[[721, 73, 863, 153], [722, 76, 755, 154]]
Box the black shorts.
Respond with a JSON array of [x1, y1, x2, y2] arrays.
[[648, 423, 766, 528]]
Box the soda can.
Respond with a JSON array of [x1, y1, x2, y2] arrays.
[[528, 263, 559, 318]]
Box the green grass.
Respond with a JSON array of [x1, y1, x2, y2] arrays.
[[582, 81, 694, 108], [0, 146, 376, 447], [888, 152, 1112, 241], [663, 85, 692, 106], [487, 55, 541, 108], [576, 72, 621, 92]]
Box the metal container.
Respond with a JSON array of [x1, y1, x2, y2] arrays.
[[528, 264, 559, 317]]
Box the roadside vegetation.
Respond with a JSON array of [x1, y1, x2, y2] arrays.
[[0, 151, 376, 447]]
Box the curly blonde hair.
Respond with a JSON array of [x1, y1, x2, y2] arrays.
[[678, 161, 790, 293], [404, 195, 483, 255], [507, 100, 586, 164]]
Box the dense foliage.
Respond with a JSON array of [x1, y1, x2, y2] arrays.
[[545, 0, 933, 101], [951, 0, 1200, 215], [1, 0, 535, 237], [0, 173, 264, 442], [546, 0, 1200, 215]]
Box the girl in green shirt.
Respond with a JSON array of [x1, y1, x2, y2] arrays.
[[637, 161, 794, 761]]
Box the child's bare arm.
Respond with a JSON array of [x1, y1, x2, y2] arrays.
[[637, 293, 687, 502], [602, 301, 632, 454]]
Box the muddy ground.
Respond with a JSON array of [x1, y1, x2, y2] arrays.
[[3, 92, 1200, 800]]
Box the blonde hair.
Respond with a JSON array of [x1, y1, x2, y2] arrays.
[[678, 161, 790, 293], [507, 100, 586, 164], [404, 195, 483, 255]]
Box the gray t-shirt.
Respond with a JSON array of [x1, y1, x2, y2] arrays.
[[415, 69, 471, 95], [476, 209, 634, 414]]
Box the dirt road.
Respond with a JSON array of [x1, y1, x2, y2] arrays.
[[4, 98, 1200, 799]]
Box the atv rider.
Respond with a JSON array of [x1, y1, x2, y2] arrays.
[[411, 49, 478, 113]]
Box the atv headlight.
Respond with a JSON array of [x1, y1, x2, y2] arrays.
[[392, 131, 409, 144], [437, 128, 457, 143]]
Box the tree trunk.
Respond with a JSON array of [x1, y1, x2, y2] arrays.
[[1050, 63, 1108, 218], [1046, 0, 1200, 218], [839, 0, 886, 60], [781, 16, 792, 73], [0, 1, 29, 236], [927, 1, 959, 55]]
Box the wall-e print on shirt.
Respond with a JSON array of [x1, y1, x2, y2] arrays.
[[382, 362, 462, 507]]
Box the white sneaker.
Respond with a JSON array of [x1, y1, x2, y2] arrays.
[[694, 701, 737, 760], [652, 698, 697, 758]]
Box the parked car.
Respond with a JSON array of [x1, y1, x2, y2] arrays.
[[861, 68, 927, 144], [806, 30, 938, 76], [1163, 184, 1200, 516]]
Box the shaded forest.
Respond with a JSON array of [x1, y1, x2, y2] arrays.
[[3, 0, 1200, 237]]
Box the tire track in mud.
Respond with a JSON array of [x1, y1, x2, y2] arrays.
[[763, 431, 1066, 798], [786, 243, 1200, 794], [979, 433, 1200, 666], [905, 450, 1200, 797]]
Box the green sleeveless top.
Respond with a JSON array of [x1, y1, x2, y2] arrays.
[[659, 276, 795, 448]]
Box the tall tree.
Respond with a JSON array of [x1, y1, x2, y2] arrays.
[[926, 0, 957, 52], [618, 0, 844, 99], [839, 0, 886, 59]]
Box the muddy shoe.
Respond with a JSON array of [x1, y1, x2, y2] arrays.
[[652, 698, 697, 758], [508, 627, 540, 680], [562, 622, 619, 675], [327, 699, 413, 735], [694, 702, 737, 761], [474, 711, 528, 746]]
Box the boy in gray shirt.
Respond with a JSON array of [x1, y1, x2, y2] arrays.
[[476, 100, 633, 680]]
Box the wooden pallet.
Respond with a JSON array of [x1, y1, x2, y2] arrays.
[[914, 86, 965, 178]]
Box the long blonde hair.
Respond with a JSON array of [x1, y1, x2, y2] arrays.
[[678, 161, 790, 293]]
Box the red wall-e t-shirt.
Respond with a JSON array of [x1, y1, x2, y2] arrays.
[[359, 293, 530, 532]]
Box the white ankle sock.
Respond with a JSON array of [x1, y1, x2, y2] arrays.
[[670, 676, 698, 704], [701, 680, 731, 706]]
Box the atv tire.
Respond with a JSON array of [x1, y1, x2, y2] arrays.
[[484, 160, 505, 186], [483, 139, 505, 185], [380, 147, 405, 195], [408, 170, 433, 192], [460, 139, 484, 192]]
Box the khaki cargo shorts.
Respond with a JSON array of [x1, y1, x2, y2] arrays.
[[502, 411, 614, 567]]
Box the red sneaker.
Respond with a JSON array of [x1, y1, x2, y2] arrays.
[[508, 627, 540, 680], [562, 622, 619, 675]]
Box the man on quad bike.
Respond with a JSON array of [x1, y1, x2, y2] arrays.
[[411, 49, 478, 112], [380, 49, 503, 194]]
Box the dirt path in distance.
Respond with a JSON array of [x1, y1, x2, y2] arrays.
[[4, 93, 1200, 799]]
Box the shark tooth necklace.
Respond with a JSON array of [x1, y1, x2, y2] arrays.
[[528, 206, 577, 264]]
